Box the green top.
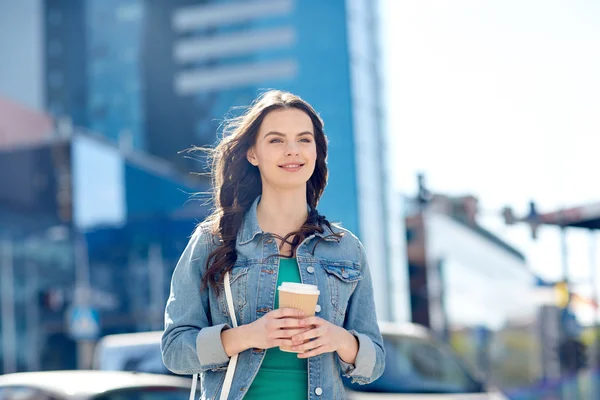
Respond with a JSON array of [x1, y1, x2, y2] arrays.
[[244, 257, 308, 399]]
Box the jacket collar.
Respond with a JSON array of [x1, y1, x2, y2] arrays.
[[237, 196, 341, 245]]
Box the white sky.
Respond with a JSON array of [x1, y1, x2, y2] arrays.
[[381, 0, 600, 322]]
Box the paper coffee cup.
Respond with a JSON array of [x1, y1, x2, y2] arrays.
[[277, 282, 320, 353]]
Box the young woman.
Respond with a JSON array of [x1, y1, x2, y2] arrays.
[[161, 90, 385, 399]]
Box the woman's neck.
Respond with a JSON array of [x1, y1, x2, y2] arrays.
[[256, 186, 308, 238]]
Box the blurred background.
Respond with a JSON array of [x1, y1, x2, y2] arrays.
[[0, 0, 599, 399]]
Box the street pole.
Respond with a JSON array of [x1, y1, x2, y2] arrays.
[[148, 243, 165, 331], [25, 256, 40, 371], [560, 224, 579, 400], [74, 232, 95, 369], [560, 225, 571, 399], [1, 236, 17, 374], [590, 229, 599, 399]]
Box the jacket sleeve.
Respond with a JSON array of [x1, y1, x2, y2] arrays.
[[337, 239, 386, 384], [161, 225, 231, 374]]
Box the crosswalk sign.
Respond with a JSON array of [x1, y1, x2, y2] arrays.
[[68, 306, 100, 340]]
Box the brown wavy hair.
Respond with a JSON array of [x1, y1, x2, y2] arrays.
[[199, 90, 340, 292]]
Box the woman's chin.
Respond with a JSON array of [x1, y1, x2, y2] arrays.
[[269, 179, 311, 191]]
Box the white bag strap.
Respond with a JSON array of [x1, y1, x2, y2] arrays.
[[224, 270, 239, 328], [189, 374, 198, 400], [220, 270, 239, 399], [189, 271, 239, 400]]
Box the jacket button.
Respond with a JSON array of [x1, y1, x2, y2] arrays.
[[342, 272, 349, 279], [315, 304, 321, 313], [315, 387, 323, 396], [306, 266, 315, 274]]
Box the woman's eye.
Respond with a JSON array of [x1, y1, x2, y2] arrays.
[[300, 138, 312, 143], [269, 138, 283, 144]]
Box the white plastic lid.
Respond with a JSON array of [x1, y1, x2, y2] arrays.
[[278, 282, 320, 295]]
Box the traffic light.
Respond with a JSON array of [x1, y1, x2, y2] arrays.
[[554, 282, 570, 309], [576, 340, 588, 370], [558, 338, 588, 372], [525, 201, 540, 239]]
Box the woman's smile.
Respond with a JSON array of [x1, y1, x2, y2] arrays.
[[279, 162, 305, 172]]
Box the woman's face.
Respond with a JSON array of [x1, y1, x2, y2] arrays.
[[247, 108, 317, 191]]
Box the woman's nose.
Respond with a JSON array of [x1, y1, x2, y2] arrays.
[[285, 143, 299, 156]]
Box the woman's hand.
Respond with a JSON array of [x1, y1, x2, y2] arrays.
[[290, 316, 359, 362], [247, 308, 308, 350]]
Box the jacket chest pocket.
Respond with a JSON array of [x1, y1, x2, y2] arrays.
[[321, 261, 362, 320], [218, 266, 249, 324]]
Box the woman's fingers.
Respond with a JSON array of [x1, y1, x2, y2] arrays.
[[275, 317, 304, 329], [291, 326, 323, 343], [296, 342, 327, 358], [275, 327, 311, 338], [272, 308, 304, 319], [298, 316, 324, 327], [293, 337, 324, 353]]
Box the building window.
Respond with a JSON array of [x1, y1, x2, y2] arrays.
[[116, 3, 143, 22], [91, 45, 109, 60], [92, 106, 108, 121], [49, 102, 64, 116], [48, 71, 64, 88], [48, 10, 63, 26], [48, 40, 63, 57]]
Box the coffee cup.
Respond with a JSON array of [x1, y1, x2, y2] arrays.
[[277, 282, 320, 353]]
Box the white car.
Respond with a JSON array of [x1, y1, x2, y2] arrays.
[[92, 323, 509, 399], [345, 322, 508, 399], [0, 370, 194, 400], [93, 331, 168, 375]]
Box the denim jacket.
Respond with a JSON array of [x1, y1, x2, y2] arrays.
[[161, 197, 385, 399]]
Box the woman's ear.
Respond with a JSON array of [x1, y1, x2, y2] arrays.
[[247, 148, 258, 166]]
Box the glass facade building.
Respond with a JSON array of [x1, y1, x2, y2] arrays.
[[44, 0, 145, 149], [0, 131, 209, 373], [85, 0, 145, 150]]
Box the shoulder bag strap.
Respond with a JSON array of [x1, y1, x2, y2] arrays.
[[190, 271, 239, 400]]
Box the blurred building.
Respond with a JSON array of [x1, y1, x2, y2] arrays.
[[404, 190, 541, 391], [0, 1, 45, 110], [0, 101, 209, 373], [41, 0, 408, 322], [0, 97, 54, 149], [43, 0, 145, 149]]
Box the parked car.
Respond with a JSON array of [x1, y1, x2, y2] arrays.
[[0, 370, 194, 400], [92, 323, 509, 399], [345, 322, 508, 399], [93, 331, 168, 375]]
